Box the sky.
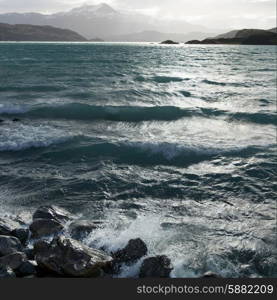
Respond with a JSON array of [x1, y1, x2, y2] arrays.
[[0, 0, 276, 29]]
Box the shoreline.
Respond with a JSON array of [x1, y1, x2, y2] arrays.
[[0, 205, 220, 279]]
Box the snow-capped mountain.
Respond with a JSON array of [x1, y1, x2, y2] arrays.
[[0, 3, 211, 40], [58, 3, 117, 17]]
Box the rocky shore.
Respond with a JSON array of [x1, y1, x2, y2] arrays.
[[0, 206, 219, 278]]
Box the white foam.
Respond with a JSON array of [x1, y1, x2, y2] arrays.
[[84, 213, 199, 278], [0, 123, 77, 151]]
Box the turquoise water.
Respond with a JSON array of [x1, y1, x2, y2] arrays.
[[0, 42, 276, 277]]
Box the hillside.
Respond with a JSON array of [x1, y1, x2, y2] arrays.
[[186, 28, 277, 45], [0, 23, 87, 41]]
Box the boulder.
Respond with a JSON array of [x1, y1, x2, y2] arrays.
[[112, 239, 148, 265], [0, 235, 22, 256], [33, 205, 72, 223], [34, 236, 113, 277], [30, 218, 64, 238], [17, 260, 37, 277], [239, 264, 253, 278], [0, 217, 20, 236], [139, 255, 173, 278], [68, 220, 103, 241], [110, 238, 148, 274], [12, 228, 29, 245], [24, 248, 35, 260], [202, 271, 222, 278], [0, 252, 26, 270], [0, 265, 16, 278]]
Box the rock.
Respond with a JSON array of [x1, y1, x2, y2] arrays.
[[202, 271, 222, 278], [17, 260, 37, 277], [139, 255, 173, 278], [33, 205, 72, 223], [0, 265, 16, 278], [112, 238, 147, 266], [186, 40, 201, 44], [34, 236, 113, 277], [24, 248, 35, 260], [12, 228, 29, 245], [30, 218, 64, 238], [12, 118, 21, 122], [12, 214, 28, 226], [0, 217, 20, 236], [0, 252, 26, 270], [239, 264, 253, 277], [160, 40, 179, 45], [68, 220, 103, 241], [0, 235, 22, 256]]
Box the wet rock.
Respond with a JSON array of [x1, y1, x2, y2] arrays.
[[34, 236, 113, 277], [12, 215, 28, 226], [16, 260, 37, 277], [30, 218, 64, 239], [113, 239, 147, 265], [202, 271, 222, 278], [12, 228, 29, 245], [254, 256, 277, 277], [0, 217, 20, 236], [139, 255, 173, 278], [24, 248, 35, 260], [0, 235, 22, 256], [33, 205, 73, 223], [12, 118, 21, 122], [0, 265, 16, 278], [0, 252, 26, 270], [239, 264, 253, 277], [0, 119, 4, 124], [68, 220, 103, 241]]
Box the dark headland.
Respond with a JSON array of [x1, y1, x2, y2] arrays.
[[0, 23, 87, 41], [186, 28, 277, 45], [160, 40, 179, 45]]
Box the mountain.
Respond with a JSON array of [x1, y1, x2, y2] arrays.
[[0, 23, 87, 41], [186, 28, 277, 45], [0, 3, 212, 39], [215, 30, 240, 39], [268, 27, 277, 33], [105, 30, 216, 43]]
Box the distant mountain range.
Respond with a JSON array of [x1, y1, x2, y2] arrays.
[[0, 23, 86, 41], [0, 3, 216, 40], [186, 28, 277, 45], [105, 30, 215, 43]]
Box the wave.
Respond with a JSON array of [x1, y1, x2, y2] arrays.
[[41, 140, 269, 166], [135, 75, 188, 83], [0, 86, 63, 93], [202, 79, 227, 86], [228, 111, 277, 126], [202, 79, 250, 87], [0, 124, 79, 152], [0, 104, 29, 114], [2, 103, 276, 125], [8, 103, 199, 122]]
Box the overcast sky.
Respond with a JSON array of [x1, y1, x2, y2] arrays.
[[0, 0, 276, 29]]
